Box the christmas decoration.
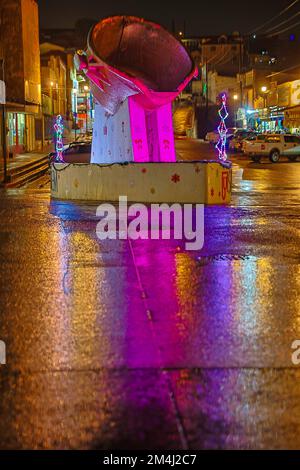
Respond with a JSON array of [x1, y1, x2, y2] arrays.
[[54, 115, 64, 162], [215, 94, 229, 162]]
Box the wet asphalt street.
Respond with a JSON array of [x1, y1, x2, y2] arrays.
[[0, 141, 300, 449]]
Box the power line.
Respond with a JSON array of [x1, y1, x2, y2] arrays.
[[268, 18, 300, 37], [265, 10, 300, 33], [205, 48, 226, 65], [212, 48, 234, 67], [249, 0, 300, 34], [266, 61, 300, 78]]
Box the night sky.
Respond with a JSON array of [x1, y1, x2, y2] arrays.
[[37, 0, 291, 36]]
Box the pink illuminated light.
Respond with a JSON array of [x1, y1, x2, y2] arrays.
[[215, 94, 229, 162]]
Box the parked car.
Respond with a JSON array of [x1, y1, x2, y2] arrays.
[[75, 131, 93, 143], [205, 127, 238, 144], [284, 143, 300, 160], [243, 134, 300, 163], [205, 130, 219, 144], [49, 141, 92, 163], [242, 134, 266, 154], [229, 130, 257, 153]]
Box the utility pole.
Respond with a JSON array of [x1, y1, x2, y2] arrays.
[[238, 38, 243, 111], [1, 66, 7, 184], [0, 6, 7, 184], [74, 112, 77, 140], [205, 60, 209, 135]]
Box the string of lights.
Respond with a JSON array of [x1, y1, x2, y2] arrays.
[[215, 94, 229, 162], [54, 115, 64, 162], [52, 162, 129, 172]]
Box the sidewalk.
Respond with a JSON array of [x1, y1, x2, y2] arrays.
[[0, 151, 49, 176], [0, 130, 85, 180], [0, 126, 80, 180], [0, 149, 51, 187]]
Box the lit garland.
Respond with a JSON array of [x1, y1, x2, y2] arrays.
[[54, 115, 64, 162], [215, 94, 229, 161]]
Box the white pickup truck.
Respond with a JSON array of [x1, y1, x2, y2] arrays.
[[243, 134, 300, 163]]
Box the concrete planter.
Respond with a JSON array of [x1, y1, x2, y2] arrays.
[[50, 161, 232, 205]]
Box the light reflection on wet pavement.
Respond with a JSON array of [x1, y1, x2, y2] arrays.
[[0, 154, 300, 449]]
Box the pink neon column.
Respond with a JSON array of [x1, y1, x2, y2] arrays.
[[129, 97, 176, 163]]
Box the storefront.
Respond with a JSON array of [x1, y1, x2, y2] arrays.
[[247, 107, 285, 133], [6, 111, 37, 155], [236, 108, 248, 129], [259, 115, 284, 133], [245, 80, 300, 135], [284, 106, 300, 134], [76, 92, 93, 133]]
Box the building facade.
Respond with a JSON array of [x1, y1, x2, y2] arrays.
[[239, 69, 300, 133], [0, 0, 41, 156], [40, 42, 79, 144], [182, 34, 244, 76]]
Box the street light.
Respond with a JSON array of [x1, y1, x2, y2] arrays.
[[261, 86, 269, 109], [233, 94, 239, 127], [50, 81, 55, 115]]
